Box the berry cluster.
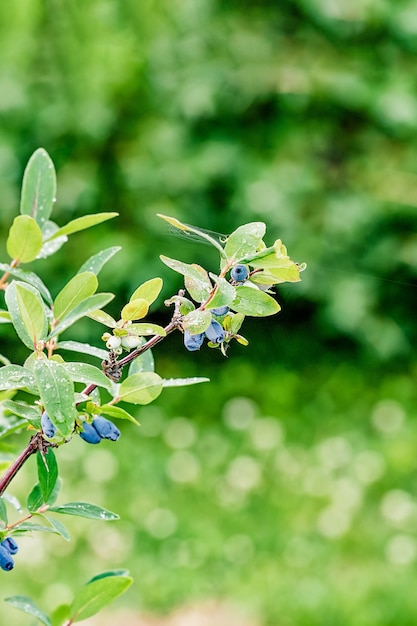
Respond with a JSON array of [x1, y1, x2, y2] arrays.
[[183, 307, 227, 352], [0, 537, 18, 571], [79, 416, 121, 444]]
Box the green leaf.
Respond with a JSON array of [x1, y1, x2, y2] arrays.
[[45, 516, 71, 541], [118, 372, 163, 405], [12, 522, 56, 533], [128, 340, 155, 374], [0, 311, 11, 324], [64, 362, 112, 392], [69, 574, 132, 622], [182, 309, 212, 334], [0, 414, 27, 440], [5, 595, 52, 626], [87, 569, 131, 583], [27, 484, 43, 513], [78, 246, 121, 275], [207, 275, 236, 309], [38, 221, 67, 259], [0, 263, 52, 304], [5, 281, 48, 350], [157, 213, 226, 257], [0, 365, 37, 393], [54, 272, 98, 322], [184, 264, 212, 302], [162, 377, 210, 387], [20, 147, 56, 228], [231, 285, 281, 317], [48, 292, 115, 338], [46, 212, 118, 241], [56, 341, 109, 361], [37, 449, 58, 504], [160, 256, 212, 298], [48, 502, 119, 521], [86, 310, 117, 327], [7, 215, 43, 263], [129, 323, 166, 337], [120, 298, 149, 321], [224, 222, 266, 261], [2, 400, 42, 426], [50, 603, 70, 626], [130, 277, 163, 305], [229, 312, 246, 334], [33, 360, 76, 438], [98, 404, 140, 425], [0, 497, 7, 524]]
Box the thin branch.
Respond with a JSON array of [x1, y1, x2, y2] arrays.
[[0, 432, 45, 497]]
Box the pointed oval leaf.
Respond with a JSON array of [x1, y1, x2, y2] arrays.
[[37, 449, 58, 504], [48, 292, 115, 338], [128, 341, 155, 374], [0, 365, 37, 393], [38, 221, 67, 259], [45, 516, 71, 541], [206, 275, 236, 309], [129, 323, 166, 337], [2, 400, 40, 425], [87, 569, 131, 583], [69, 574, 133, 622], [118, 372, 162, 405], [0, 263, 52, 304], [46, 213, 118, 241], [86, 310, 117, 327], [162, 377, 210, 387], [184, 264, 212, 302], [159, 256, 212, 295], [5, 281, 48, 350], [20, 147, 56, 228], [130, 277, 163, 305], [231, 285, 281, 317], [27, 483, 44, 513], [120, 298, 149, 321], [99, 404, 140, 425], [48, 502, 119, 520], [56, 341, 108, 361], [224, 222, 266, 261], [0, 497, 7, 524], [33, 360, 76, 438], [0, 415, 27, 440], [78, 246, 121, 275], [5, 595, 52, 626], [54, 272, 98, 322], [182, 309, 212, 334], [6, 215, 43, 263], [64, 363, 112, 391]]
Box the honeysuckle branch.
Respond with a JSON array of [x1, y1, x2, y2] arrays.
[[0, 432, 47, 497]]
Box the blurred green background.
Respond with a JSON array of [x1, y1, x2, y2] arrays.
[[2, 0, 417, 624]]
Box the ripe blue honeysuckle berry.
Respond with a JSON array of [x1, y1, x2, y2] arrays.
[[231, 264, 249, 282], [1, 537, 18, 555], [41, 412, 56, 438], [183, 330, 205, 351], [205, 319, 225, 344], [79, 421, 102, 444], [92, 416, 120, 441], [0, 543, 14, 571], [211, 306, 229, 316]]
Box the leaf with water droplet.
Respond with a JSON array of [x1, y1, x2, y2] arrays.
[[223, 222, 266, 263], [34, 360, 76, 438], [48, 502, 119, 521], [0, 365, 37, 393], [118, 372, 162, 405], [54, 272, 98, 322], [182, 309, 212, 334], [20, 147, 56, 229], [5, 595, 52, 626], [5, 281, 48, 350], [231, 285, 281, 317]]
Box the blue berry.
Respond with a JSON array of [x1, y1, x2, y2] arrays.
[[211, 306, 229, 316], [92, 416, 120, 441], [1, 538, 18, 555], [205, 319, 225, 344], [0, 544, 14, 571], [79, 421, 101, 444], [231, 265, 249, 282], [183, 330, 205, 351], [41, 412, 56, 438]]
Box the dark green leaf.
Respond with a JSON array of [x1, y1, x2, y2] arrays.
[[37, 449, 58, 504], [5, 595, 52, 626], [87, 569, 131, 583], [69, 574, 132, 622], [48, 502, 119, 520]]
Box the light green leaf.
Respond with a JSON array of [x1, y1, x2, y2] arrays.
[[57, 341, 109, 361], [0, 365, 37, 393], [160, 256, 212, 299], [130, 277, 163, 305], [54, 272, 98, 322], [48, 502, 119, 520], [117, 372, 163, 405], [5, 281, 48, 350], [0, 310, 11, 324], [5, 595, 52, 626], [45, 516, 71, 541], [6, 215, 43, 263], [78, 246, 121, 275], [206, 275, 236, 309], [182, 309, 212, 334], [38, 221, 67, 259], [224, 222, 266, 261], [184, 264, 212, 302], [162, 377, 210, 387], [0, 414, 28, 440], [0, 263, 52, 304], [86, 310, 117, 327], [99, 404, 140, 425], [0, 497, 7, 524], [64, 362, 112, 392], [37, 449, 58, 504], [129, 323, 166, 337], [69, 574, 132, 622], [128, 340, 155, 374], [20, 147, 56, 228], [120, 298, 149, 321], [46, 212, 118, 241], [33, 360, 76, 438], [2, 400, 40, 425], [48, 292, 115, 338], [231, 285, 281, 317]]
